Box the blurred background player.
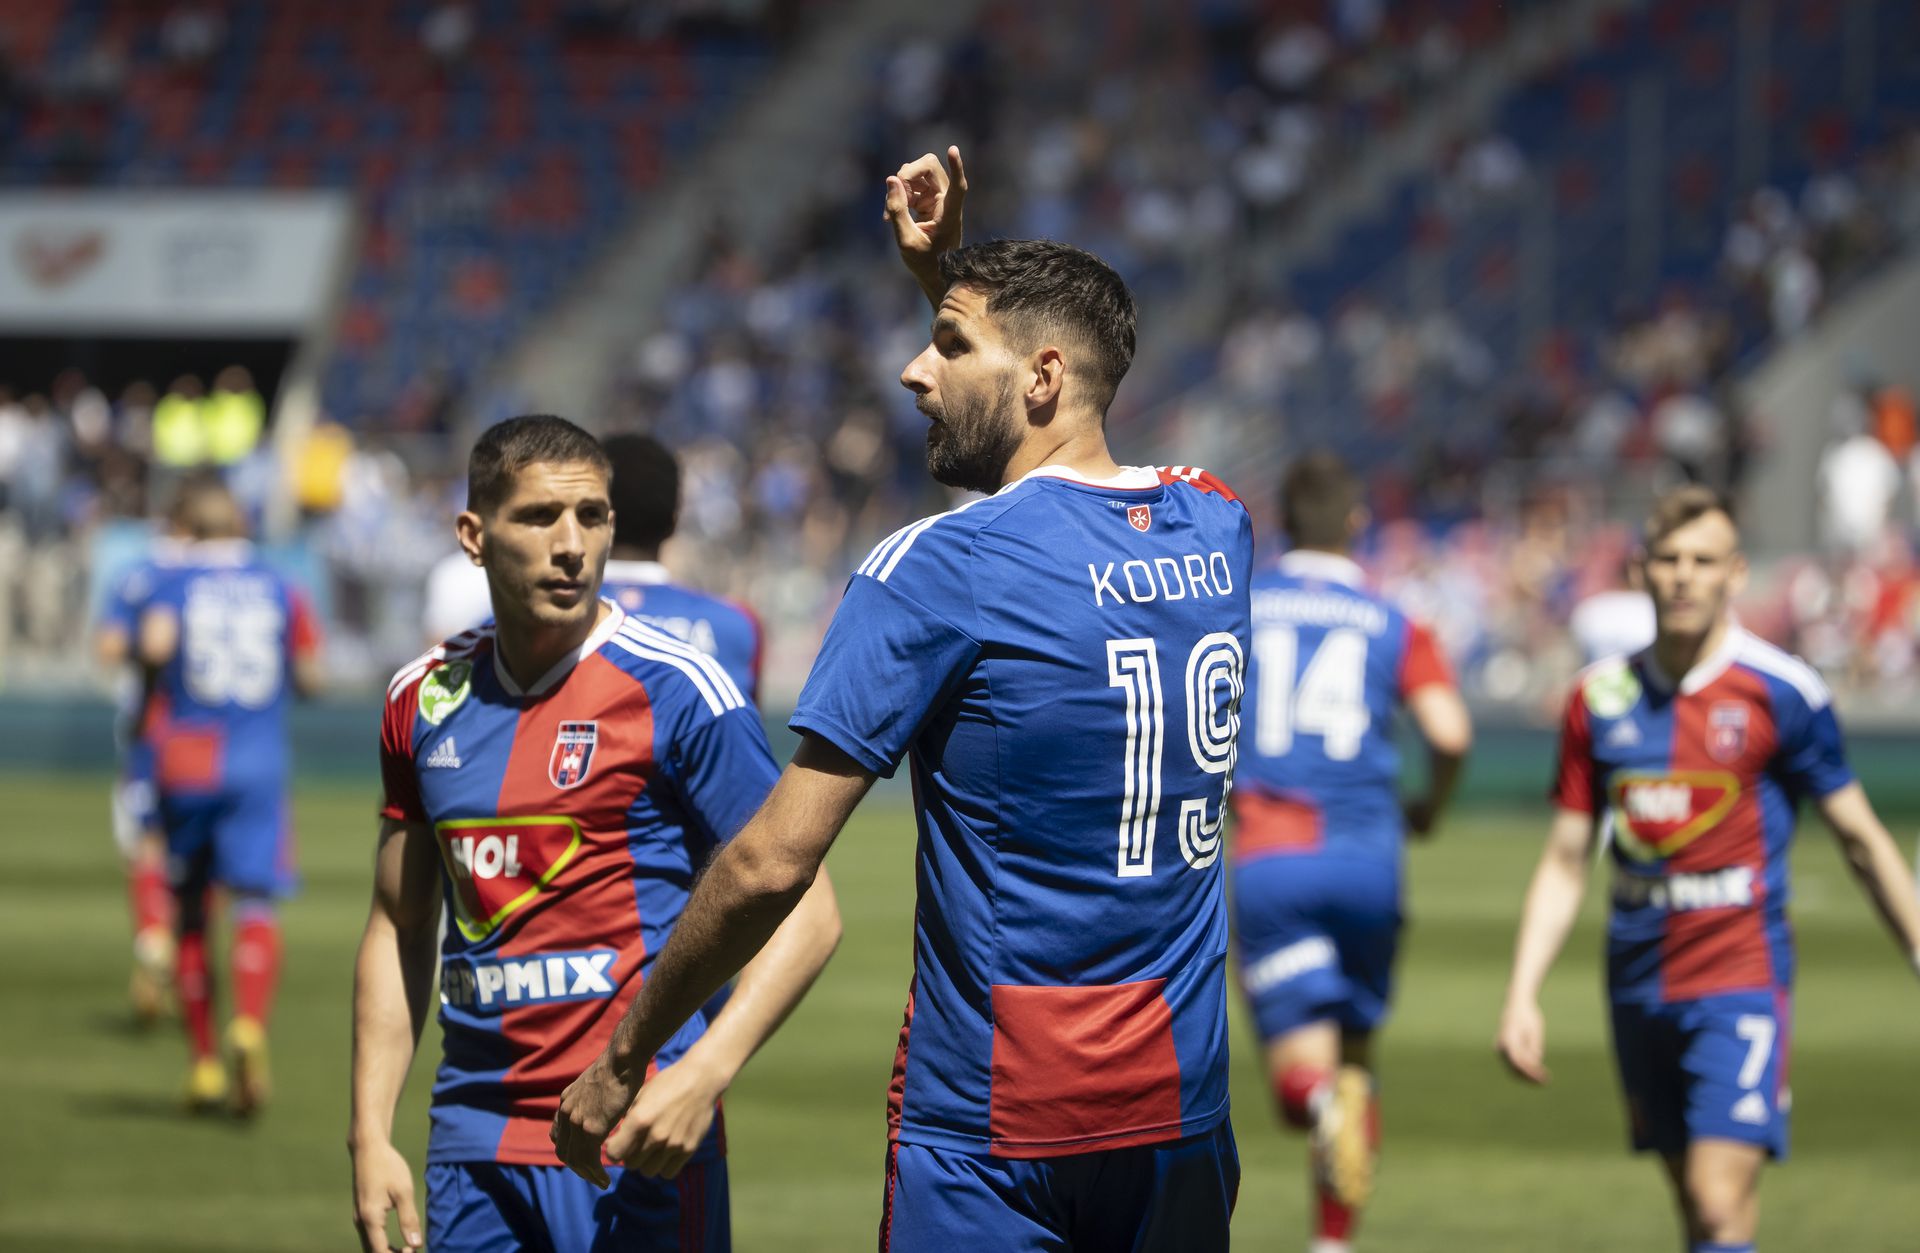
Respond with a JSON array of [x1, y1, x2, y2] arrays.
[[1496, 485, 1920, 1253], [599, 432, 763, 705], [1230, 451, 1472, 1253], [350, 415, 839, 1253], [136, 472, 324, 1113], [555, 148, 1252, 1250], [92, 495, 192, 1025]]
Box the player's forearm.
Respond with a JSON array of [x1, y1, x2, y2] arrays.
[[1504, 846, 1590, 1006], [671, 870, 843, 1085], [607, 833, 817, 1078], [348, 915, 436, 1148], [1422, 745, 1467, 819], [1827, 798, 1920, 965]]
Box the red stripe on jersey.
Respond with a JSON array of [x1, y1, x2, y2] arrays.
[[287, 588, 322, 659], [1397, 619, 1454, 696], [1659, 672, 1776, 999], [1550, 687, 1596, 814], [1156, 465, 1243, 504], [486, 653, 658, 1160], [987, 978, 1184, 1157], [886, 980, 916, 1144], [1231, 790, 1324, 859], [379, 668, 428, 823]]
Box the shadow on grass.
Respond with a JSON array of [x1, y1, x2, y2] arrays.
[[68, 1090, 263, 1130]]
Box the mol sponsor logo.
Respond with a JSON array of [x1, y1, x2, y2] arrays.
[[1609, 770, 1740, 862], [1613, 866, 1756, 912], [441, 948, 620, 1012], [435, 816, 583, 941]]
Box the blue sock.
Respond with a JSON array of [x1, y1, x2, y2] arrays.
[[1692, 1243, 1755, 1253]]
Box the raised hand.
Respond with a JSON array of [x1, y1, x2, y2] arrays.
[[884, 145, 969, 307]]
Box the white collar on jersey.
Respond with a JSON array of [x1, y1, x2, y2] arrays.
[[492, 599, 626, 698], [603, 559, 669, 586], [1018, 463, 1161, 490], [1277, 549, 1365, 587], [1639, 621, 1748, 696], [187, 538, 256, 566]]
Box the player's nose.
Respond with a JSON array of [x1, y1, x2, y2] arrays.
[[900, 345, 935, 395]]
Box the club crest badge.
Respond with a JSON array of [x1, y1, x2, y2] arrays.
[[549, 721, 599, 789], [1708, 702, 1749, 763], [419, 661, 473, 726], [1128, 504, 1152, 532]]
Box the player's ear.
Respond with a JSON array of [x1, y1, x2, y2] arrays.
[[1024, 346, 1064, 415], [1729, 549, 1749, 597], [455, 510, 486, 566]]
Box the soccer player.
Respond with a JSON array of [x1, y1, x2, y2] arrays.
[[349, 415, 841, 1253], [135, 473, 324, 1112], [1496, 486, 1920, 1253], [1232, 452, 1471, 1253], [93, 501, 192, 1024], [598, 432, 762, 704], [554, 148, 1251, 1250]]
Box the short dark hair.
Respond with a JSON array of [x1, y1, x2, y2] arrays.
[[1643, 484, 1737, 547], [467, 414, 611, 515], [1280, 451, 1361, 550], [938, 239, 1137, 414], [604, 432, 680, 552]]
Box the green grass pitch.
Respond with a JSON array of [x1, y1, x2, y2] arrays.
[[1, 771, 1916, 1250]]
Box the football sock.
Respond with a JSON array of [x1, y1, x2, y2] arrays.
[[129, 861, 173, 942], [231, 903, 282, 1027], [176, 929, 216, 1061], [1315, 1186, 1356, 1243], [1277, 1064, 1332, 1129]]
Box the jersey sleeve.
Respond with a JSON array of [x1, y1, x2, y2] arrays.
[[1397, 619, 1454, 697], [378, 680, 426, 824], [789, 529, 983, 778], [287, 587, 322, 660], [659, 704, 782, 858], [1549, 686, 1599, 814], [1772, 676, 1854, 800]]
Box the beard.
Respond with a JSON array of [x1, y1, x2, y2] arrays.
[[921, 375, 1022, 494]]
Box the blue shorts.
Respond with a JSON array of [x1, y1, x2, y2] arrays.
[[111, 755, 159, 858], [1231, 854, 1401, 1040], [881, 1123, 1237, 1252], [426, 1159, 730, 1253], [160, 786, 296, 899], [1610, 990, 1791, 1160]]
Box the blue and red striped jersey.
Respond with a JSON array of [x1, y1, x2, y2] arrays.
[[600, 559, 763, 705], [790, 465, 1254, 1160], [379, 602, 779, 1165], [1551, 627, 1854, 1003], [1232, 550, 1454, 863], [142, 541, 320, 796]]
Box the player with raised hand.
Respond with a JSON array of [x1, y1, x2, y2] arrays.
[[349, 415, 840, 1253], [1232, 452, 1471, 1253], [1496, 486, 1920, 1253], [136, 472, 324, 1112], [555, 148, 1251, 1250]]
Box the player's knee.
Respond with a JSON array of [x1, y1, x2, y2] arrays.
[[1683, 1177, 1752, 1239]]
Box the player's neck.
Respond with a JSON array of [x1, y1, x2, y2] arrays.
[[495, 599, 611, 691], [609, 544, 660, 563], [1651, 614, 1731, 686], [1000, 425, 1122, 488]]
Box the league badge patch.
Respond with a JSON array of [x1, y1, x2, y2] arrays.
[[1708, 702, 1749, 763], [1583, 660, 1642, 719], [549, 721, 599, 789], [419, 660, 473, 726], [1128, 504, 1152, 532]]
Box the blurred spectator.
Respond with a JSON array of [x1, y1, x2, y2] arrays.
[[421, 3, 476, 67], [1817, 390, 1902, 557], [153, 375, 209, 469], [205, 366, 265, 466], [160, 5, 226, 71]]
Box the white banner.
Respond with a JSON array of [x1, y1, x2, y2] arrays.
[[0, 191, 353, 334]]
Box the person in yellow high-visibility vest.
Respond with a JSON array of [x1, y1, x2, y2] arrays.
[[152, 375, 209, 468], [204, 366, 265, 465]]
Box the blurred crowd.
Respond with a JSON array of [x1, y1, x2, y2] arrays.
[[5, 0, 1920, 716]]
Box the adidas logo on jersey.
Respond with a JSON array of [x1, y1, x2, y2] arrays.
[[1730, 1092, 1770, 1126], [424, 738, 462, 769], [1603, 720, 1642, 748]]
